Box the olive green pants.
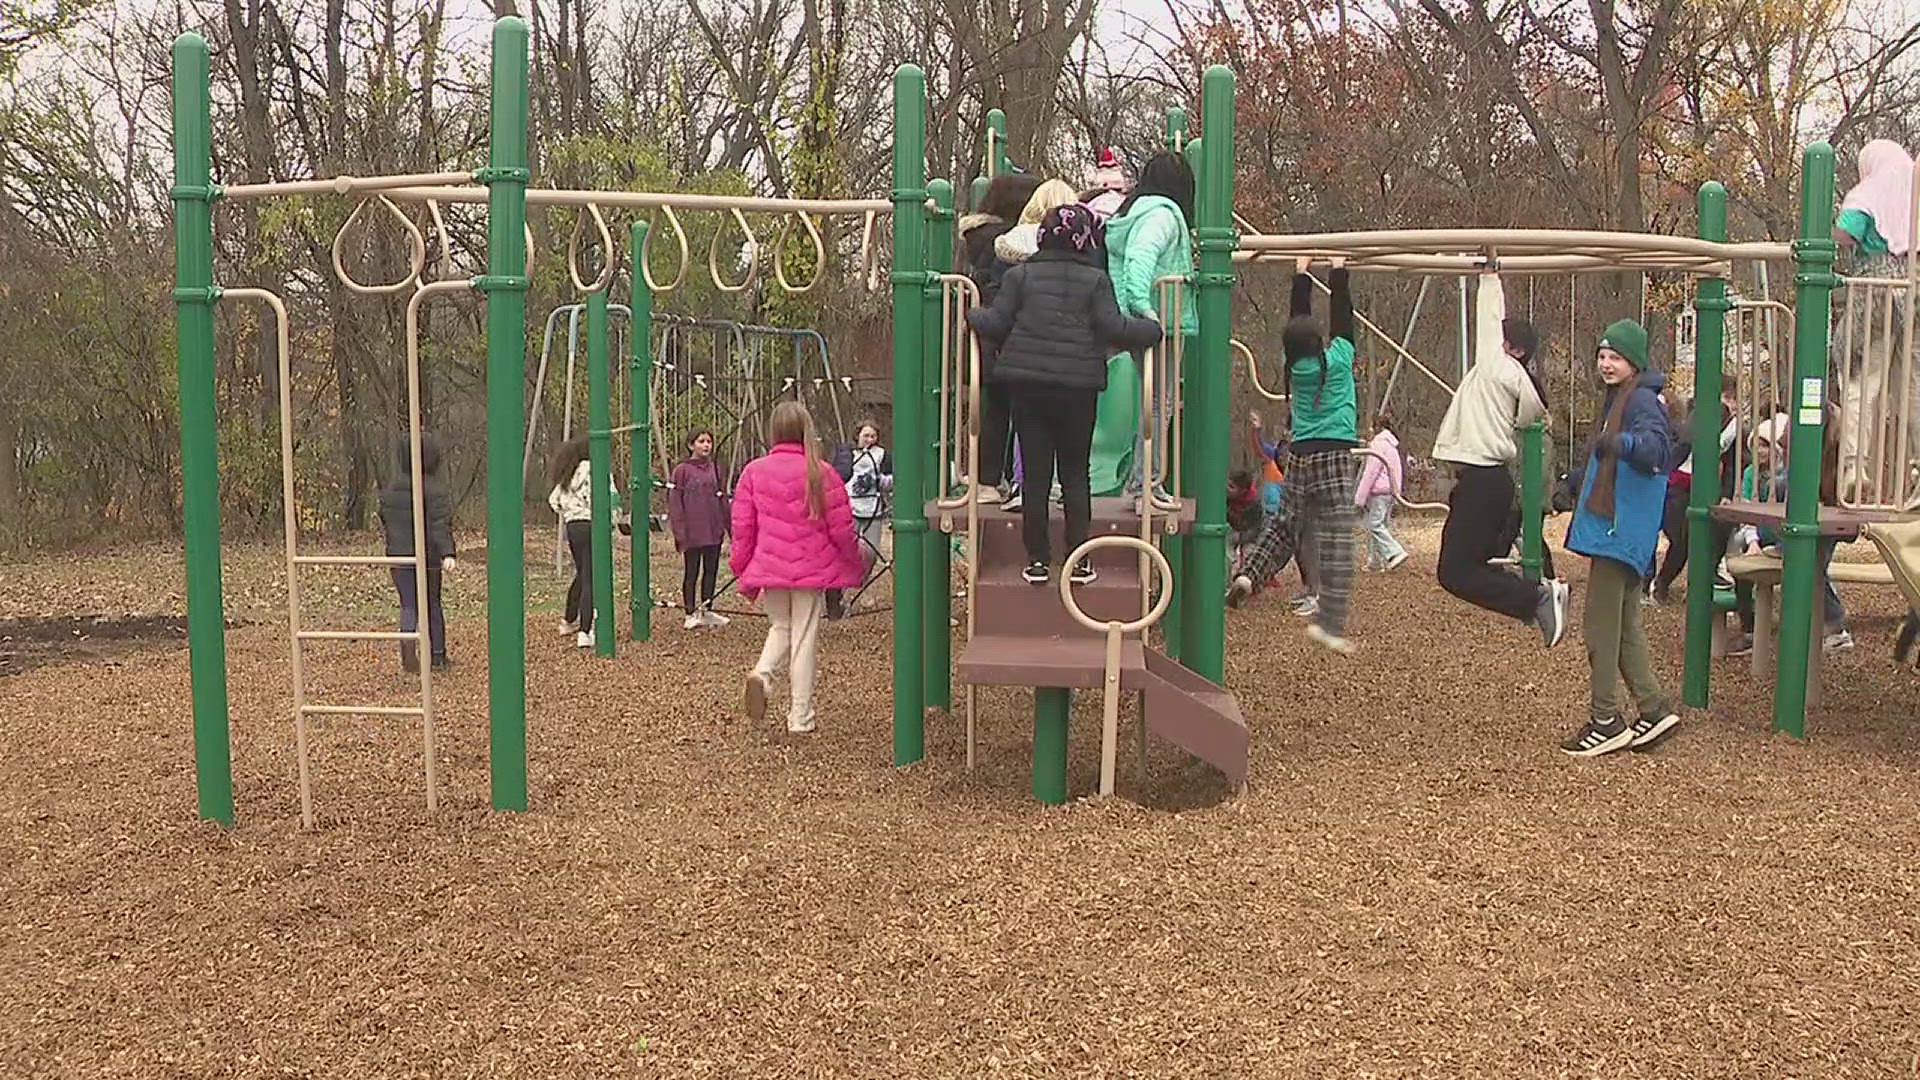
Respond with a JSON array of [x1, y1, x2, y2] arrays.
[[1584, 557, 1672, 724]]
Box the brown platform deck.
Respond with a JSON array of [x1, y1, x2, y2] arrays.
[[943, 493, 1249, 790], [1710, 500, 1919, 539]]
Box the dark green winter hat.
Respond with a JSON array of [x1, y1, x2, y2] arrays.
[[1597, 318, 1651, 372]]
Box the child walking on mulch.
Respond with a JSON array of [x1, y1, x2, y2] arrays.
[[547, 436, 621, 650], [1559, 319, 1680, 757], [1228, 258, 1362, 655], [1355, 409, 1408, 572], [730, 401, 863, 735], [826, 420, 893, 619], [668, 429, 729, 631], [378, 433, 456, 673]]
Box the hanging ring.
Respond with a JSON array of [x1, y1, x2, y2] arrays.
[[859, 211, 883, 292], [424, 199, 452, 281], [710, 207, 759, 294], [1237, 339, 1287, 402], [640, 205, 690, 293], [332, 195, 427, 295], [774, 211, 826, 294], [567, 202, 617, 293]]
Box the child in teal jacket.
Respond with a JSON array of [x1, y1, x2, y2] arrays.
[[1104, 152, 1196, 504]]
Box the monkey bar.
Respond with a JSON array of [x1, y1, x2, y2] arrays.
[[1235, 228, 1792, 275]]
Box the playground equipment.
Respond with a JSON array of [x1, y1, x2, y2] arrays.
[[172, 17, 1913, 826], [171, 21, 895, 825]]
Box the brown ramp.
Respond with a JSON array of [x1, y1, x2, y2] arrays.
[[1141, 646, 1249, 787]]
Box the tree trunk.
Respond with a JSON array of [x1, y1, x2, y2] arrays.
[[0, 402, 20, 534], [223, 0, 281, 426]]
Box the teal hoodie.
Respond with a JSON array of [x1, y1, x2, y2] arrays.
[[1104, 195, 1197, 337]]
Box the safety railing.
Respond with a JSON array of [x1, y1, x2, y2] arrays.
[[935, 275, 986, 752], [1833, 276, 1920, 510], [1059, 535, 1175, 797], [1728, 299, 1794, 506]]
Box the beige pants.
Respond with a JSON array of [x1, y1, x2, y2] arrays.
[[754, 588, 826, 729]]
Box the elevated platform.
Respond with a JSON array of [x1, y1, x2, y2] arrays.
[[943, 494, 1248, 798]]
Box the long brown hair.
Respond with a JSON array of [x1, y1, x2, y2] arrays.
[[546, 436, 590, 493], [768, 401, 826, 519]]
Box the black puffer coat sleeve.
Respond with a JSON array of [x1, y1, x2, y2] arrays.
[[967, 264, 1023, 345], [1091, 277, 1163, 352]]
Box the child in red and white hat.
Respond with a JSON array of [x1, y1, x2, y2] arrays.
[[1084, 147, 1129, 219]]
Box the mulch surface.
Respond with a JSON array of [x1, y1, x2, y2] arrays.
[[3, 521, 1918, 1077]]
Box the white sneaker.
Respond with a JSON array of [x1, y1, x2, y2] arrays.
[[787, 714, 818, 735], [559, 618, 577, 635], [683, 613, 704, 630], [976, 485, 1004, 505], [1290, 595, 1320, 618], [1824, 629, 1855, 652], [700, 609, 730, 627], [1384, 551, 1408, 572], [575, 630, 594, 649], [1226, 575, 1254, 609], [1306, 623, 1356, 655], [1001, 491, 1024, 513]]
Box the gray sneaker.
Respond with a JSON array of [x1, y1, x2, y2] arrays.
[[1535, 579, 1569, 648]]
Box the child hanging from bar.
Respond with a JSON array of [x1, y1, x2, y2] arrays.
[[1430, 272, 1569, 647], [1228, 257, 1362, 655]]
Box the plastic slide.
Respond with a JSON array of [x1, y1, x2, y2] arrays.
[[1862, 520, 1920, 615]]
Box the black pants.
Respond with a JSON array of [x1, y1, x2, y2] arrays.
[[390, 564, 446, 658], [1011, 386, 1098, 566], [1439, 464, 1542, 623], [682, 544, 720, 612], [565, 519, 595, 635], [979, 381, 1014, 489], [1648, 486, 1689, 594]]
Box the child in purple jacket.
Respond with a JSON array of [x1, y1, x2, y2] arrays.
[[669, 429, 730, 630], [731, 402, 863, 734]]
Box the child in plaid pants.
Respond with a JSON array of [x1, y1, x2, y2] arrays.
[[1229, 258, 1362, 654]]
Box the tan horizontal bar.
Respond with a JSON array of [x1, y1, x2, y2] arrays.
[[1237, 227, 1789, 261], [300, 704, 428, 717], [291, 555, 419, 566], [1235, 250, 1735, 276], [376, 185, 891, 216], [296, 630, 424, 642], [221, 171, 476, 199]]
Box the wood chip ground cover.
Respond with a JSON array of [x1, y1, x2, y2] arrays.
[[2, 519, 1916, 1077]]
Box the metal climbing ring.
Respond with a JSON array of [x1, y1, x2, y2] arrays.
[[773, 211, 826, 294], [639, 205, 690, 293], [424, 199, 451, 280], [710, 207, 759, 294], [567, 202, 617, 293], [1059, 536, 1174, 635], [331, 195, 427, 295], [1236, 339, 1288, 402]]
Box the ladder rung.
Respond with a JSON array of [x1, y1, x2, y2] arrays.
[[297, 630, 423, 642], [301, 704, 427, 717], [292, 555, 419, 567]]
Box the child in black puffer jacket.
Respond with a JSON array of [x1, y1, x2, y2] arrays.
[[967, 202, 1163, 587], [378, 434, 456, 672]]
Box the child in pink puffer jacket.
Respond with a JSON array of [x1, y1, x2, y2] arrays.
[[730, 401, 863, 734]]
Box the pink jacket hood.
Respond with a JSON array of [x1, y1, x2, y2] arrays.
[[729, 443, 863, 597], [1355, 429, 1404, 505]]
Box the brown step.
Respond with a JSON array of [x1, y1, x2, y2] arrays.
[[955, 634, 1248, 787], [932, 496, 1195, 571], [971, 559, 1147, 638]]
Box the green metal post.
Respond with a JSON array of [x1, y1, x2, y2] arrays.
[[1032, 688, 1070, 804], [588, 287, 615, 656], [1683, 182, 1730, 708], [1165, 131, 1205, 663], [172, 33, 232, 827], [891, 66, 929, 766], [481, 16, 531, 811], [986, 109, 1009, 176], [1185, 66, 1236, 685], [923, 179, 954, 712], [628, 222, 654, 642], [1774, 144, 1838, 738], [1519, 424, 1544, 582], [1166, 107, 1188, 152]]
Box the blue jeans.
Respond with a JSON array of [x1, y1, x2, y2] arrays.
[[391, 565, 447, 658]]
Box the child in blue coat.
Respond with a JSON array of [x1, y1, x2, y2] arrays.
[[1560, 319, 1679, 757]]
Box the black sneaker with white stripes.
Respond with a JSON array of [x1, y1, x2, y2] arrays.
[[1560, 716, 1634, 757], [1022, 562, 1050, 586], [1069, 560, 1097, 585], [1627, 712, 1680, 750]]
